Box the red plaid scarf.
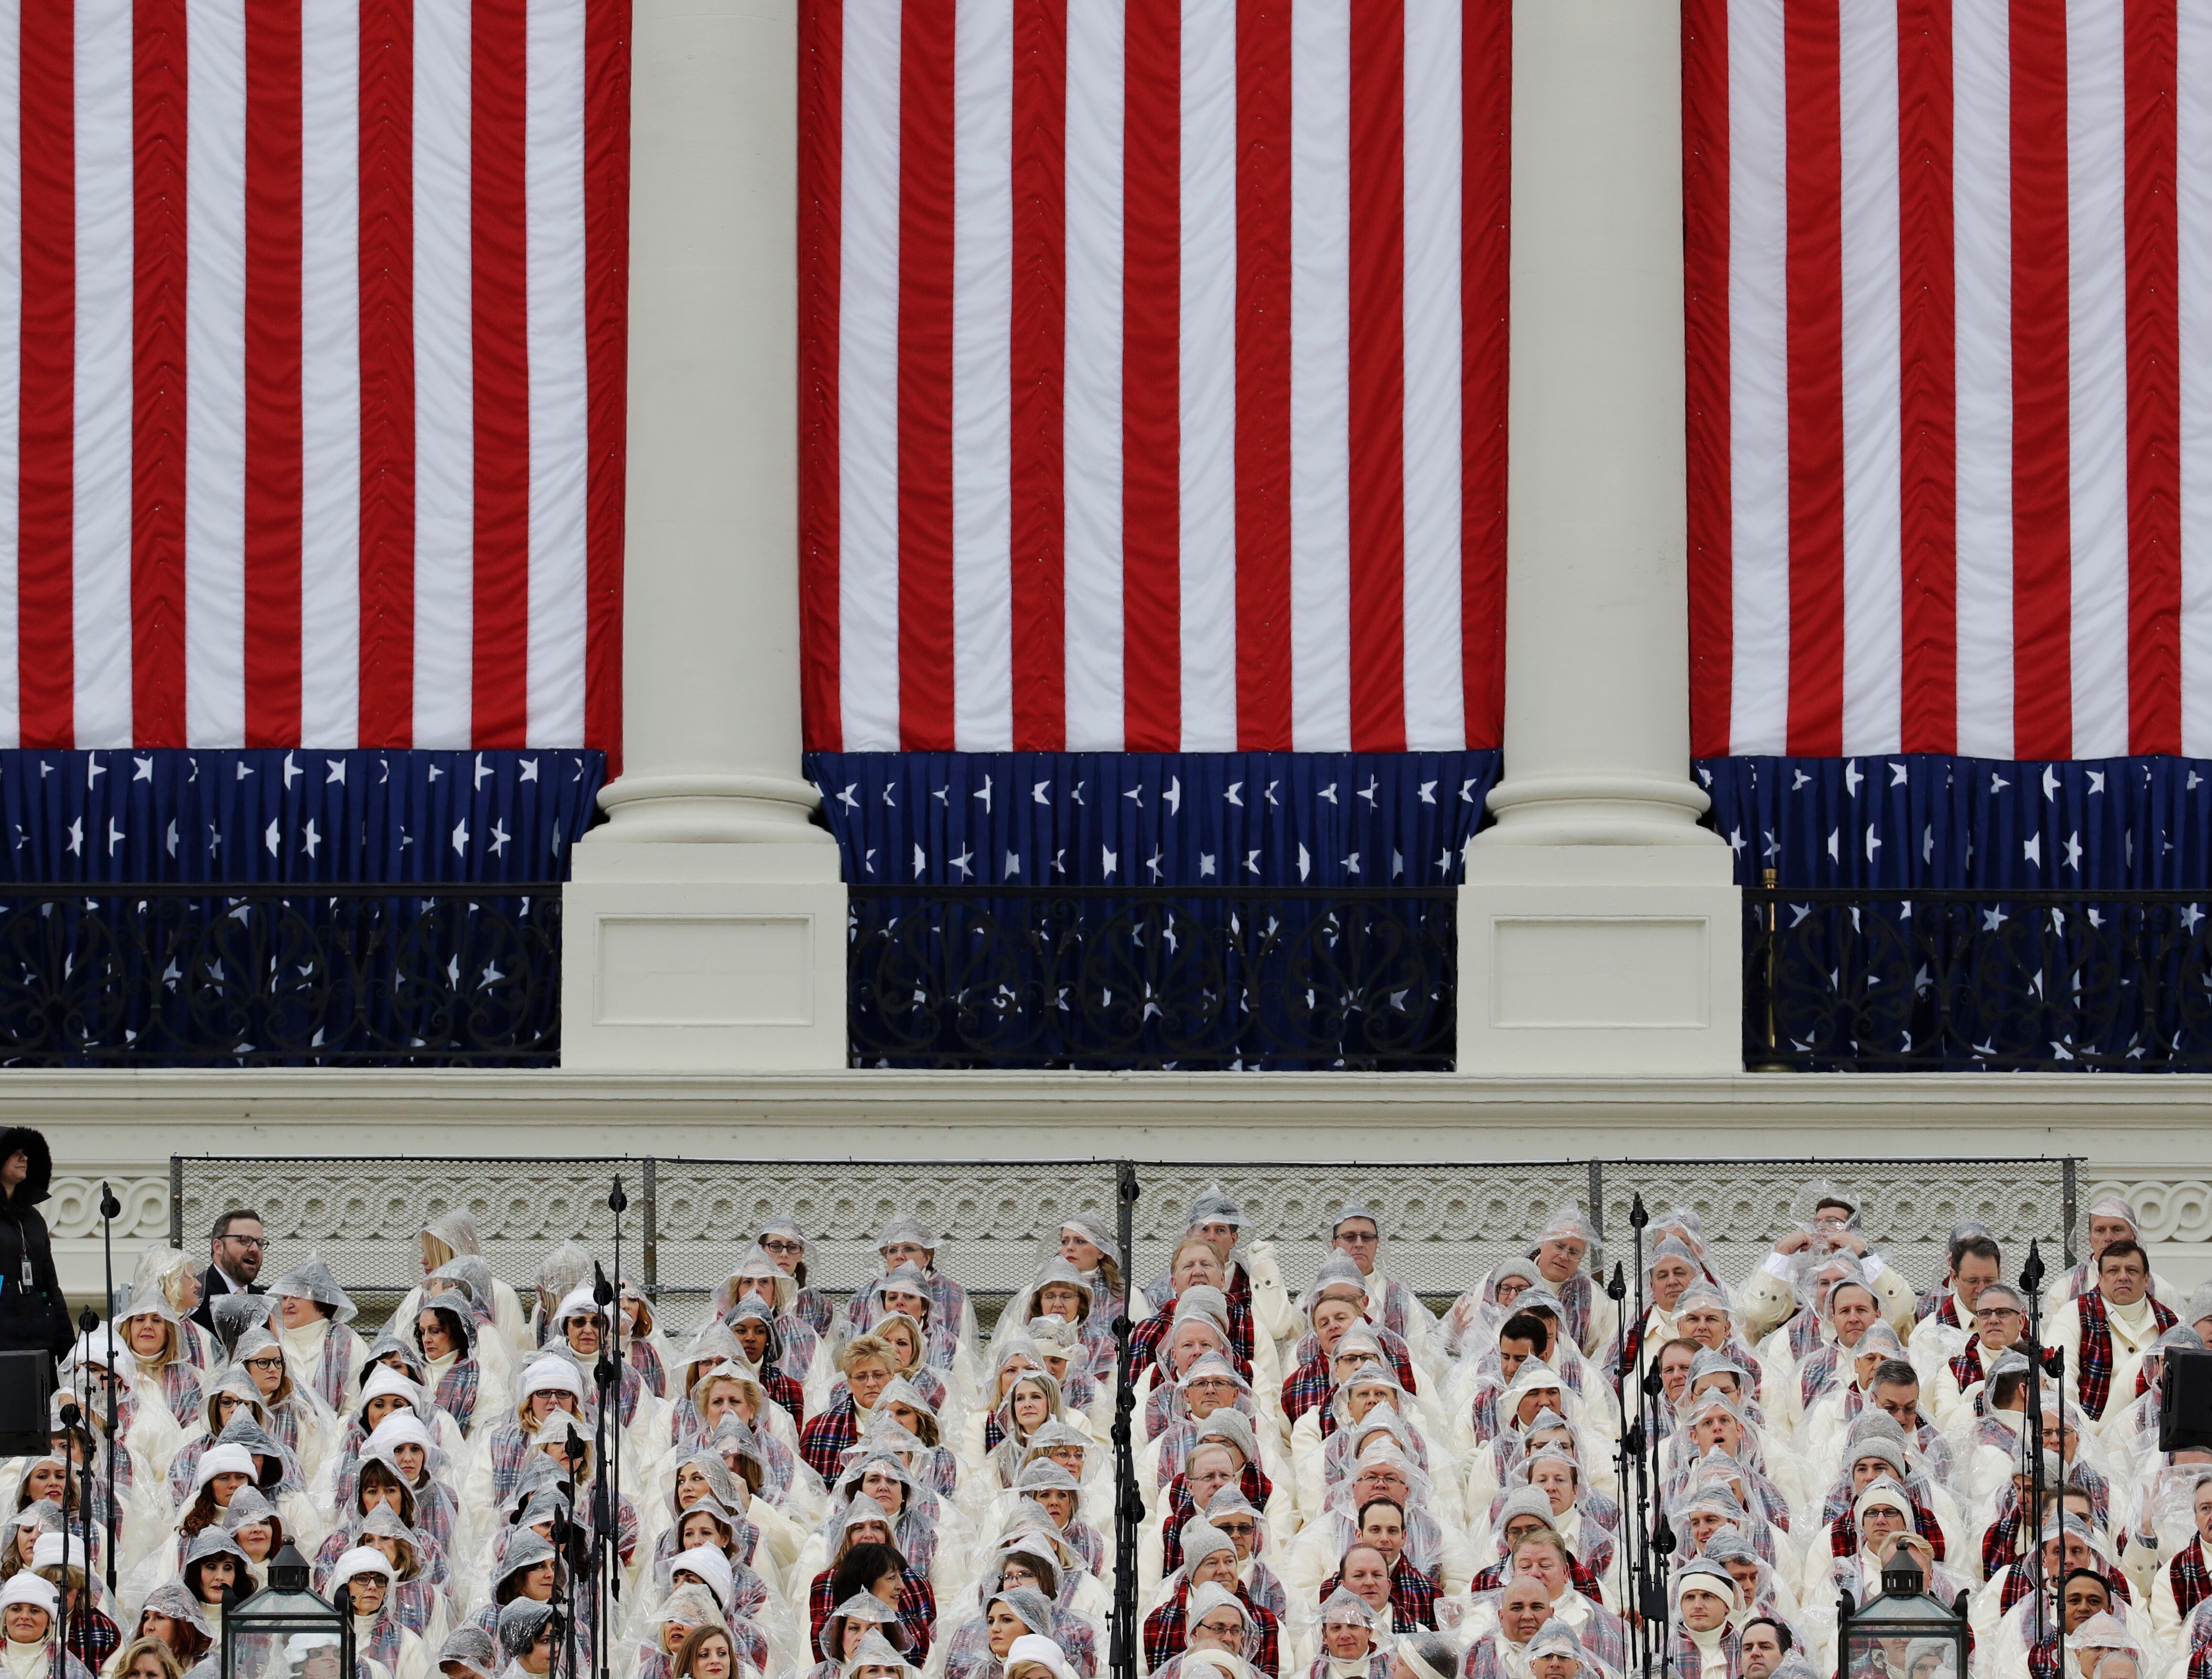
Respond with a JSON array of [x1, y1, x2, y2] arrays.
[[1281, 1358, 1336, 1428], [797, 1392, 861, 1480], [1315, 1558, 1439, 1630], [2174, 1535, 2212, 1621], [2075, 1289, 2178, 1420]]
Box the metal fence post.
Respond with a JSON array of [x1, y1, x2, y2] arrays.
[[1588, 1161, 1605, 1239], [2062, 1158, 2078, 1268], [642, 1158, 659, 1295], [168, 1158, 183, 1249]]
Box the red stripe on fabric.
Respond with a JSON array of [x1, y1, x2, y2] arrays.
[[2127, 0, 2180, 754], [1782, 0, 1844, 756], [17, 0, 73, 748], [582, 0, 629, 767], [1009, 0, 1066, 750], [470, 0, 531, 747], [896, 0, 955, 751], [132, 0, 188, 747], [243, 0, 304, 746], [1897, 0, 1957, 753], [1346, 0, 1405, 752], [1122, 0, 1181, 751], [1234, 0, 1292, 750], [358, 0, 415, 748], [798, 0, 844, 753], [1460, 0, 1508, 751], [1683, 0, 1732, 758], [2010, 0, 2072, 757]]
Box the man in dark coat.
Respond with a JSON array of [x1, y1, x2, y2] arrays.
[[0, 1128, 72, 1360], [191, 1208, 267, 1334]]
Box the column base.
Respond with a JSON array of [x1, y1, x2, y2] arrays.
[[1456, 846, 1743, 1074], [561, 842, 850, 1071]]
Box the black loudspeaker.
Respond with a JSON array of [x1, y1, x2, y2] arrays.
[[0, 1350, 52, 1455], [2161, 1348, 2212, 1453]]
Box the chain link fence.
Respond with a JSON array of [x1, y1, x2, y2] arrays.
[[171, 1153, 2077, 1334]]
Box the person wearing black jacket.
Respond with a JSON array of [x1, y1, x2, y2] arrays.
[[0, 1127, 71, 1361]]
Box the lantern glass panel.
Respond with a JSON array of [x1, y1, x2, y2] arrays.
[[222, 1545, 351, 1679], [1843, 1586, 1966, 1679]]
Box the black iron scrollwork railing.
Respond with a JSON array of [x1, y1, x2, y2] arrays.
[[1744, 886, 2212, 1071], [847, 885, 1457, 1070], [0, 884, 562, 1066]]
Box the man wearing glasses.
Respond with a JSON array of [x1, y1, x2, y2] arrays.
[[191, 1208, 267, 1332], [1928, 1282, 2032, 1430]]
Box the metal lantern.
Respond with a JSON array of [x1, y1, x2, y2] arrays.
[[221, 1543, 354, 1679], [1836, 1551, 1969, 1679]]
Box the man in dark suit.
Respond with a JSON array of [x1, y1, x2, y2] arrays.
[[192, 1208, 267, 1333]]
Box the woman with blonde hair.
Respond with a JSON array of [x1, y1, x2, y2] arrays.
[[129, 1250, 218, 1372]]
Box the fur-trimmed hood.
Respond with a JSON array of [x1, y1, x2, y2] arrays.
[[0, 1128, 53, 1206]]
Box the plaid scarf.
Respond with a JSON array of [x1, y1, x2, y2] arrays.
[[1555, 1272, 1594, 1349], [1314, 1558, 1438, 1630], [1663, 1625, 1738, 1679], [2175, 1535, 2212, 1621], [810, 1562, 937, 1663], [433, 1358, 481, 1433], [797, 1392, 861, 1480], [60, 1609, 116, 1675], [761, 1365, 807, 1427], [1142, 1578, 1281, 1674], [1948, 1339, 1991, 1392], [1287, 1328, 1421, 1395], [1797, 1344, 1842, 1411], [627, 1336, 666, 1398], [1281, 1357, 1336, 1427], [2075, 1288, 2178, 1420]]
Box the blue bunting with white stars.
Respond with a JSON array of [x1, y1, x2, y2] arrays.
[[1699, 754, 2212, 888], [0, 749, 604, 883], [804, 752, 1501, 887]]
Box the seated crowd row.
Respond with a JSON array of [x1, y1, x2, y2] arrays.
[[11, 1177, 2207, 1679]]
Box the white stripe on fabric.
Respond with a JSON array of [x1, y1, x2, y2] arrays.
[[1400, 0, 1464, 753], [2183, 0, 2212, 753], [185, 0, 247, 747], [1178, 0, 1237, 751], [0, 0, 20, 747], [838, 0, 904, 753], [1727, 0, 1790, 755], [525, 0, 590, 747], [1289, 0, 1351, 750], [1062, 0, 1125, 751], [2066, 0, 2129, 757], [1952, 0, 2014, 756], [73, 0, 133, 748], [951, 0, 1014, 751], [413, 0, 474, 748], [300, 0, 361, 748], [1837, 0, 1902, 755]]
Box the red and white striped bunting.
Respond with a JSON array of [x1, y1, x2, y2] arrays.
[[798, 0, 1510, 754]]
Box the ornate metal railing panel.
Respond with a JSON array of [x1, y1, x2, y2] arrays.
[[847, 885, 1457, 1069], [1743, 887, 2212, 1071], [0, 884, 561, 1066]]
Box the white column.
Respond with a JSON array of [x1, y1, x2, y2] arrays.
[[562, 0, 847, 1070], [1456, 0, 1741, 1073]]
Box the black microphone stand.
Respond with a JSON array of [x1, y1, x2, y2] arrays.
[[1625, 1195, 1669, 1677], [1108, 1162, 1139, 1679], [2020, 1239, 2062, 1679], [96, 1183, 119, 1593], [548, 1487, 577, 1679], [65, 1306, 96, 1676], [590, 1259, 619, 1679], [1605, 1260, 1640, 1674]]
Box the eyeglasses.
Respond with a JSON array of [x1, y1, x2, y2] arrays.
[[223, 1235, 267, 1248], [245, 1356, 285, 1371], [760, 1240, 802, 1256]]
